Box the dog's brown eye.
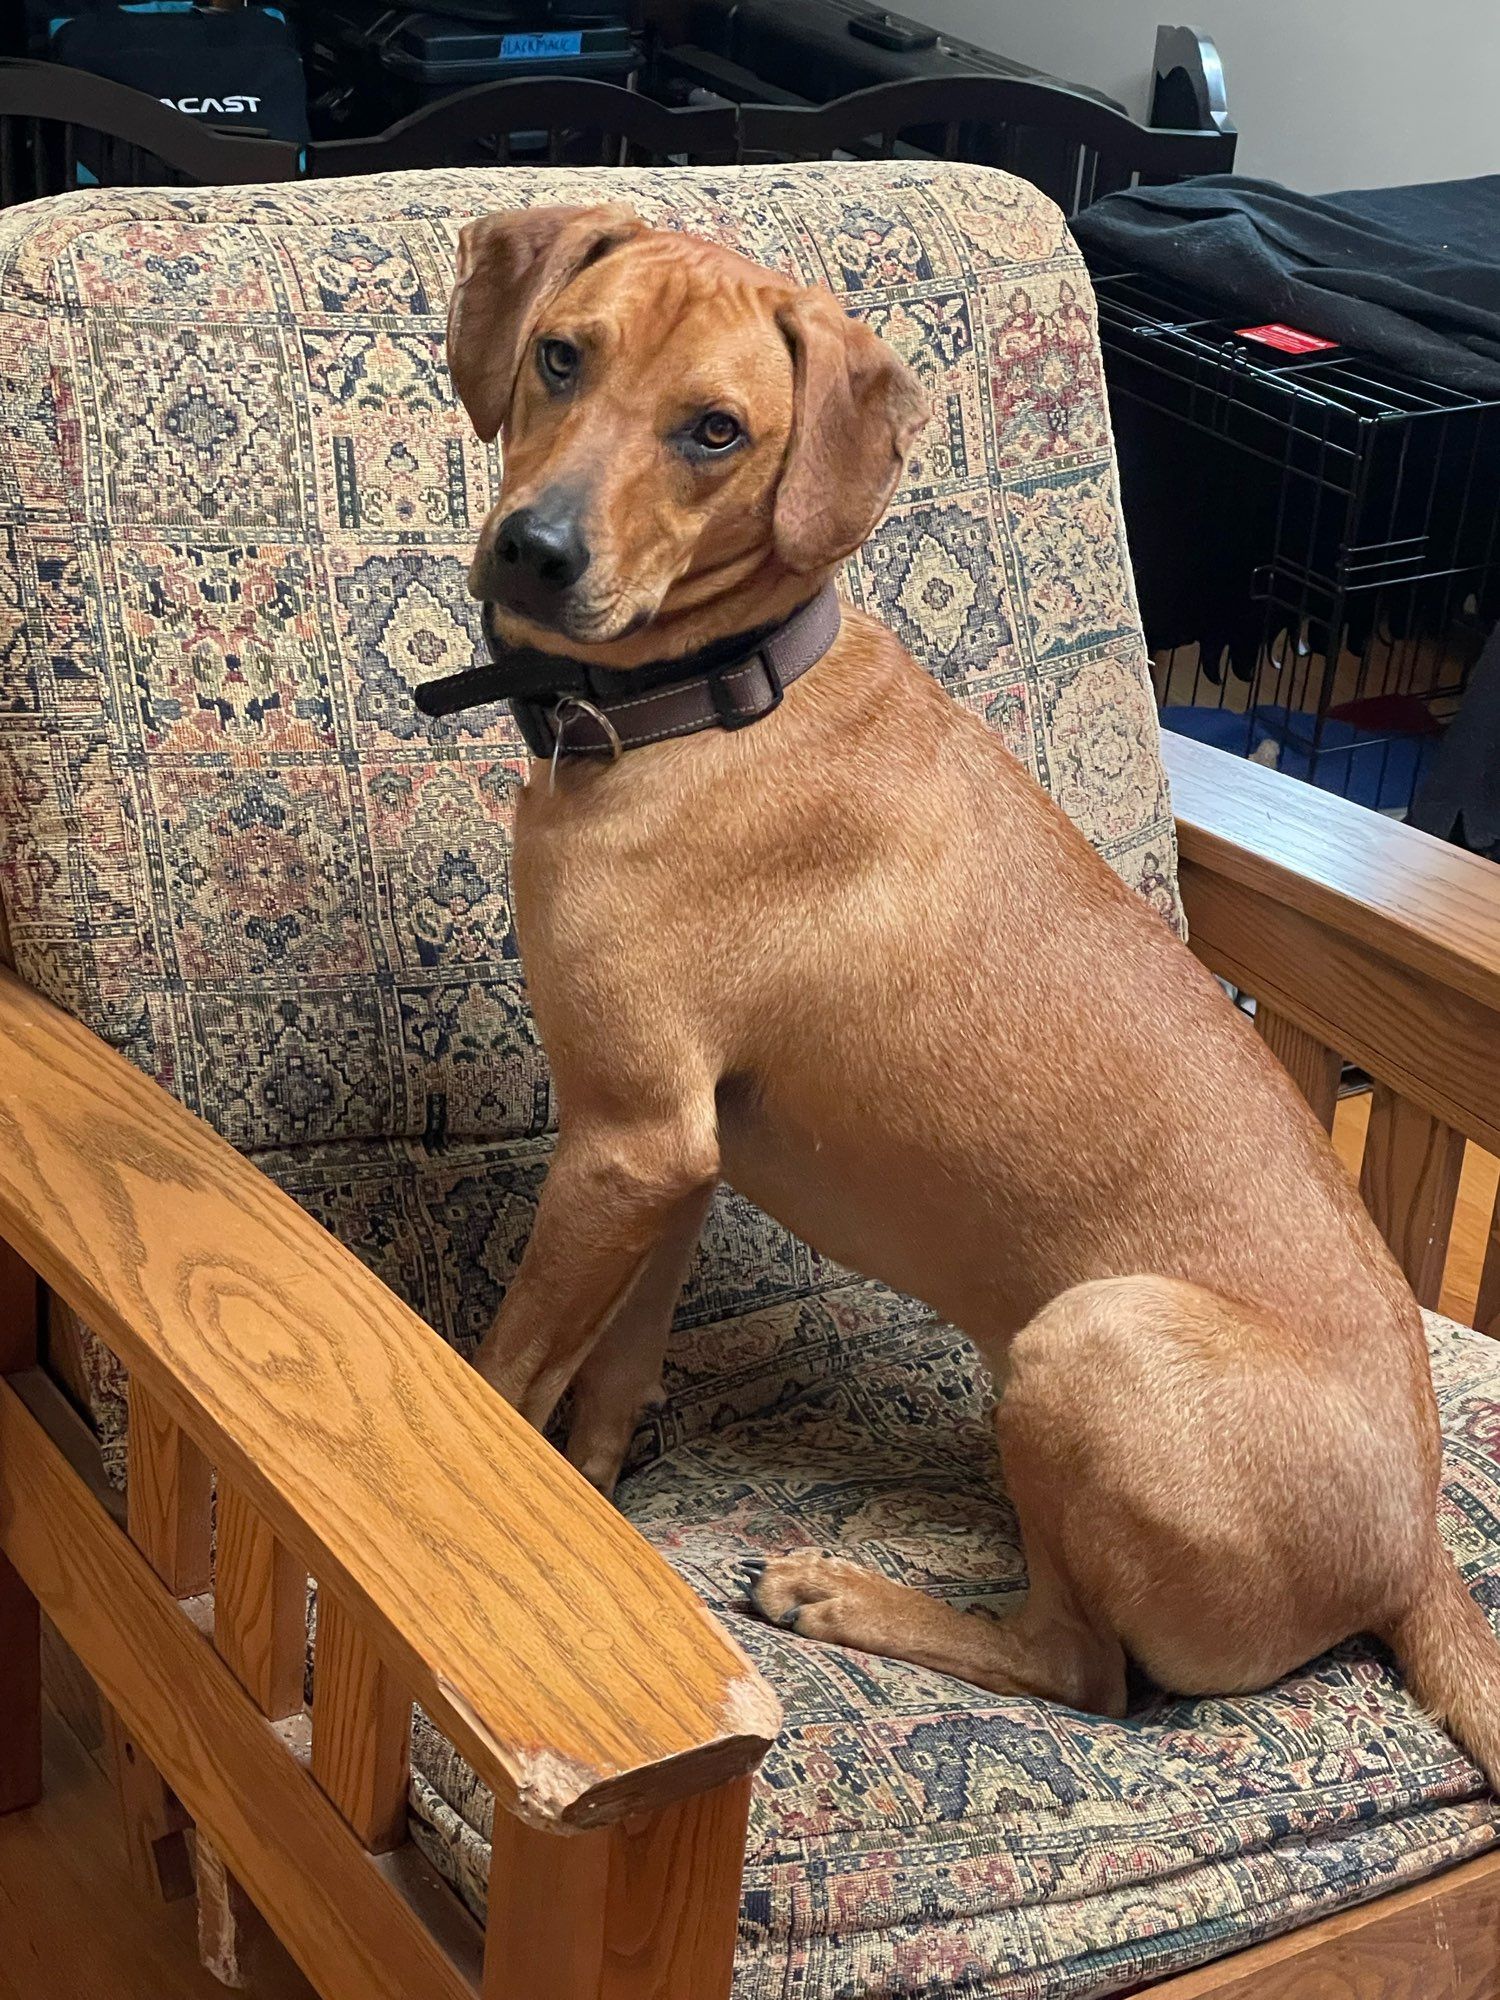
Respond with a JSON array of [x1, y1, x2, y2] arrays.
[[538, 338, 579, 387], [692, 411, 742, 452]]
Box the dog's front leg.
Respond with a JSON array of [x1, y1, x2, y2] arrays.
[[563, 1182, 714, 1497], [475, 1111, 718, 1431]]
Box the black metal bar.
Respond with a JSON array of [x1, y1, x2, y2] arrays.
[[735, 74, 1237, 191], [310, 77, 736, 177]]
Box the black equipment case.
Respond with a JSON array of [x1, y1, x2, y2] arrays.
[[306, 2, 638, 137]]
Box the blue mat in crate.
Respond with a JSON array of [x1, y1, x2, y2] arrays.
[[1162, 705, 1437, 812]]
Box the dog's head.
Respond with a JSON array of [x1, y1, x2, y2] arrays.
[[448, 205, 928, 660]]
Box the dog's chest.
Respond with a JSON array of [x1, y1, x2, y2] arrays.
[[511, 766, 721, 997], [511, 749, 818, 1072]]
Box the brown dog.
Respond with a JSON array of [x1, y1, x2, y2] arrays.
[[445, 203, 1500, 1766]]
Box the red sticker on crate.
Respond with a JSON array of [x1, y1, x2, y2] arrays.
[[1236, 322, 1339, 355]]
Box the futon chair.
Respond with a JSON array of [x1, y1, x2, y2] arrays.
[[2, 159, 1499, 2000]]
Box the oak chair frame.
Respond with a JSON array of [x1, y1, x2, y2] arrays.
[[2, 728, 1499, 1998]]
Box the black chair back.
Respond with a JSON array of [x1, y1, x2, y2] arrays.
[[0, 61, 1235, 214], [310, 78, 739, 176], [0, 61, 297, 203], [735, 75, 1237, 209]]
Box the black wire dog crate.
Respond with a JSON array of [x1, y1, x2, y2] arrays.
[[1093, 266, 1500, 814]]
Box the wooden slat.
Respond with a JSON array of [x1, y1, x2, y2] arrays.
[[1, 1236, 40, 1375], [203, 1474, 299, 2000], [0, 1238, 40, 1813], [311, 1588, 411, 1854], [100, 1699, 195, 1902], [1477, 1185, 1500, 1340], [0, 1550, 41, 1814], [196, 1831, 265, 1988], [0, 1378, 474, 2000], [216, 1478, 306, 1723], [121, 1380, 213, 1903], [1178, 858, 1500, 1158], [1254, 1005, 1341, 1133], [128, 1378, 213, 1598], [1438, 1142, 1500, 1331], [484, 1775, 750, 2000], [0, 967, 778, 1829], [43, 1293, 95, 1413], [1359, 1088, 1466, 1309]]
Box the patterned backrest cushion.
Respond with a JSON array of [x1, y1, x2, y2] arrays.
[[0, 162, 1180, 1153]]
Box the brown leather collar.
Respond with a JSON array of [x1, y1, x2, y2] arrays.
[[413, 583, 841, 758]]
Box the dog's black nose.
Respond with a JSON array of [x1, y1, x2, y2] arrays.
[[494, 506, 590, 595]]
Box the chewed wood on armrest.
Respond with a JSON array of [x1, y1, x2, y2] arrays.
[[0, 966, 780, 1831]]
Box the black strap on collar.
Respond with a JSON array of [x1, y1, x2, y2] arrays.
[[413, 584, 842, 758]]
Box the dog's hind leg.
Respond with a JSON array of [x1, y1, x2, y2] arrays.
[[562, 1183, 714, 1498], [748, 1529, 1128, 1713], [753, 1274, 1432, 1714], [747, 1288, 1140, 1710]]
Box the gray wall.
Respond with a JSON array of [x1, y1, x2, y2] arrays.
[[908, 0, 1500, 191]]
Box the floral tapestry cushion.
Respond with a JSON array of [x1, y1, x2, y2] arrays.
[[0, 160, 1178, 1155]]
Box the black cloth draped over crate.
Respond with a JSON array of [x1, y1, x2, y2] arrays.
[[1072, 173, 1500, 397], [1075, 174, 1500, 687]]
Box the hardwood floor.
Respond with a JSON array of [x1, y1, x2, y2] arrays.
[[1, 1100, 1495, 2000], [0, 1702, 315, 2000]]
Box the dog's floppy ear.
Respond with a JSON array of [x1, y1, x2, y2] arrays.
[[773, 287, 929, 574], [447, 203, 645, 442]]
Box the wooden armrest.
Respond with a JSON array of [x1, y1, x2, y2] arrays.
[[1163, 731, 1500, 1008], [0, 967, 779, 1829], [1163, 731, 1500, 1153]]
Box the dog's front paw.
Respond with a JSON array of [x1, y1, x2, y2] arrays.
[[745, 1550, 890, 1645]]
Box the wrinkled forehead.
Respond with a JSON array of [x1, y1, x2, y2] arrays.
[[546, 235, 795, 406]]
